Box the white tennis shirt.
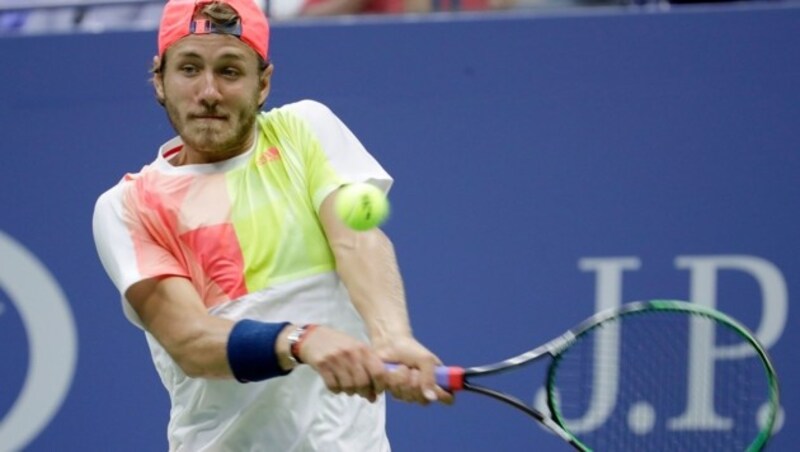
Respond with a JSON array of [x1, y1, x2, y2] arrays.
[[93, 100, 393, 451]]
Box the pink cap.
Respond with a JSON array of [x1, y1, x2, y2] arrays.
[[158, 0, 269, 61]]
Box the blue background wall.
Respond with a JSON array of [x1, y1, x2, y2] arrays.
[[0, 4, 797, 450]]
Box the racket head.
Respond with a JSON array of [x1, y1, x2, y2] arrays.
[[545, 300, 779, 451]]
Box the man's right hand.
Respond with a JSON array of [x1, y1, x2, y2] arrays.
[[285, 325, 388, 403]]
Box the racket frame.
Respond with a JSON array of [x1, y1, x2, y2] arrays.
[[453, 300, 780, 452]]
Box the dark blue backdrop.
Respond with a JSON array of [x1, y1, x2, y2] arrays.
[[0, 4, 797, 451]]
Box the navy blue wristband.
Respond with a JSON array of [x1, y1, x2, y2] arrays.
[[227, 320, 291, 383]]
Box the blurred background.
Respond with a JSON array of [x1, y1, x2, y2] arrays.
[[0, 0, 797, 451], [2, 0, 795, 34]]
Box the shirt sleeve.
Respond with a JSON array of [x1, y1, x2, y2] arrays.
[[283, 100, 393, 211], [93, 181, 190, 325]]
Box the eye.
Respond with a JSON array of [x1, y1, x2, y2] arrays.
[[179, 64, 200, 76], [221, 67, 241, 79]]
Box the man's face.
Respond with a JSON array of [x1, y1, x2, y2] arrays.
[[155, 34, 271, 163]]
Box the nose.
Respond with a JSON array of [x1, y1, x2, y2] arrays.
[[198, 71, 223, 106]]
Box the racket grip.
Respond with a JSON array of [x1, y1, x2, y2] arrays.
[[384, 364, 466, 391]]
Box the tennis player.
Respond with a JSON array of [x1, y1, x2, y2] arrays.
[[92, 0, 451, 450]]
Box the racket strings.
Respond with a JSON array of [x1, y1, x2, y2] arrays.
[[548, 311, 772, 451]]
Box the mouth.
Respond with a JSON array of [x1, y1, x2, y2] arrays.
[[190, 113, 227, 121]]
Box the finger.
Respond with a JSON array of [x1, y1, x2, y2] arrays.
[[339, 348, 377, 398], [434, 386, 455, 405], [365, 356, 387, 396], [386, 364, 414, 402], [417, 358, 439, 402], [316, 365, 342, 394], [335, 365, 357, 396], [322, 354, 357, 396], [349, 359, 374, 400], [356, 356, 384, 403], [363, 386, 378, 404], [407, 368, 431, 405]]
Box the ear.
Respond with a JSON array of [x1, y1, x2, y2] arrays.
[[258, 63, 273, 107], [152, 55, 166, 105]]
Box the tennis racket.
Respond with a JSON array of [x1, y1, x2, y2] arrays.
[[405, 300, 780, 451]]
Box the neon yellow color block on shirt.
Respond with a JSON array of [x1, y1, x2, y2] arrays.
[[226, 109, 344, 294]]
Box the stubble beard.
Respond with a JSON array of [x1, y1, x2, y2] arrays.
[[164, 95, 260, 162]]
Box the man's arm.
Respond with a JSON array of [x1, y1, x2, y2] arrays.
[[125, 276, 388, 401], [125, 277, 293, 377], [319, 187, 453, 404]]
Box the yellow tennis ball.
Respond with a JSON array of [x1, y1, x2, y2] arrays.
[[335, 183, 390, 231]]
